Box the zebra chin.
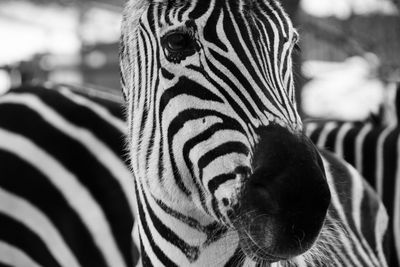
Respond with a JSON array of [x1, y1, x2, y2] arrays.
[[229, 125, 331, 263]]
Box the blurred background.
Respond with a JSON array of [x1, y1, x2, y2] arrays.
[[0, 0, 399, 121]]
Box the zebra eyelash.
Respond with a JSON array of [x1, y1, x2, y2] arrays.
[[160, 23, 197, 41], [160, 24, 199, 64]]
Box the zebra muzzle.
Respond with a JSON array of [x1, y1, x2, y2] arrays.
[[232, 125, 331, 262]]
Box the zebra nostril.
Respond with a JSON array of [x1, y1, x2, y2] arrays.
[[222, 198, 229, 206], [234, 166, 251, 177]]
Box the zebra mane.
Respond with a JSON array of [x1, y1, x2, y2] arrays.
[[119, 0, 147, 99]]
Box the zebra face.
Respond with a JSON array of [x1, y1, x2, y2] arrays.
[[121, 0, 331, 263]]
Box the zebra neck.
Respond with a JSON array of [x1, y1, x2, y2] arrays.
[[134, 179, 243, 266]]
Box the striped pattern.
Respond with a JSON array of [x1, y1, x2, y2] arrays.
[[305, 118, 400, 267], [120, 0, 389, 266], [381, 82, 400, 126], [0, 83, 137, 267]]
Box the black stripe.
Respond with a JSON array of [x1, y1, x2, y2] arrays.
[[159, 76, 224, 116], [161, 68, 174, 80], [307, 120, 397, 265], [0, 102, 134, 267], [10, 87, 125, 158], [198, 141, 249, 182], [308, 124, 324, 145], [15, 84, 124, 118], [154, 197, 203, 230], [325, 206, 358, 266], [0, 213, 61, 267], [61, 88, 124, 119], [167, 109, 246, 197], [136, 184, 178, 267], [177, 1, 192, 21], [140, 237, 153, 267], [203, 5, 228, 52], [360, 186, 379, 257], [230, 2, 274, 94], [223, 2, 288, 113], [361, 128, 379, 186], [142, 191, 200, 262], [223, 246, 244, 267], [0, 149, 107, 267], [200, 55, 260, 119], [324, 125, 341, 151], [207, 50, 282, 119], [182, 120, 244, 197], [208, 173, 236, 195], [188, 1, 212, 19], [321, 150, 375, 266], [342, 123, 360, 167], [381, 128, 398, 215]]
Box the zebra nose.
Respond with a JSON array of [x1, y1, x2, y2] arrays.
[[236, 125, 331, 260]]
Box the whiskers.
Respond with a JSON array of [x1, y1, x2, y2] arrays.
[[231, 211, 279, 266], [202, 210, 346, 267], [234, 211, 346, 267], [282, 213, 347, 267]]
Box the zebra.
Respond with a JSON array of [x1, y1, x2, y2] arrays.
[[304, 84, 400, 267], [120, 0, 389, 266], [0, 82, 138, 267]]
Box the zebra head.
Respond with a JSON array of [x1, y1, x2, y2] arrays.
[[120, 0, 331, 264]]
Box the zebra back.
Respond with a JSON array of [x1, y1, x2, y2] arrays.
[[0, 83, 137, 267]]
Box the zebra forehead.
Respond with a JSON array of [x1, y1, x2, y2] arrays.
[[123, 0, 290, 26], [139, 0, 283, 11]]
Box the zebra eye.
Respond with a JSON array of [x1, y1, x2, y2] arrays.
[[161, 31, 197, 63], [165, 32, 193, 51]]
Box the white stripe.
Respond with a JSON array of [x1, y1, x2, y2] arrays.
[[57, 87, 137, 216], [0, 241, 43, 267], [349, 166, 381, 266], [394, 135, 400, 264], [0, 187, 80, 267], [196, 232, 240, 266], [138, 187, 189, 265], [376, 126, 394, 197], [350, 166, 363, 236], [334, 122, 353, 158], [323, 157, 373, 266], [375, 203, 389, 267], [145, 191, 206, 248], [0, 124, 126, 267], [136, 188, 165, 267], [304, 122, 318, 138], [1, 92, 136, 242], [294, 256, 307, 267], [316, 122, 337, 148], [132, 221, 140, 253], [382, 83, 398, 126], [58, 87, 126, 133], [43, 81, 124, 104], [355, 123, 372, 172], [331, 221, 356, 266], [224, 4, 289, 122]]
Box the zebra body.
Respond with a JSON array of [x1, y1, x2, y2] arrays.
[[305, 118, 400, 267], [120, 0, 389, 266], [0, 83, 137, 267]]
